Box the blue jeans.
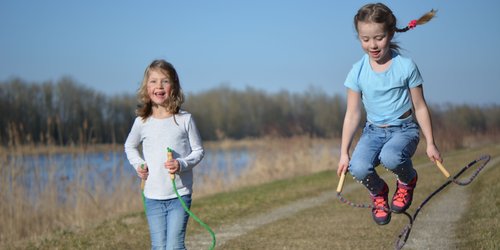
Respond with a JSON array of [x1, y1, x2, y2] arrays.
[[145, 195, 192, 250], [349, 121, 420, 194]]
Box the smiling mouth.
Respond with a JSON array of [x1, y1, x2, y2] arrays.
[[370, 50, 380, 57], [154, 92, 166, 97]]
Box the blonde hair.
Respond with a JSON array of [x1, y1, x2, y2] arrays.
[[136, 59, 184, 121], [354, 3, 436, 51]]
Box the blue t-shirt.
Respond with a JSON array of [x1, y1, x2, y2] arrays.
[[344, 53, 423, 126]]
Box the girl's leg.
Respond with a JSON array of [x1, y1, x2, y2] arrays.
[[349, 123, 386, 194], [379, 122, 420, 183], [145, 198, 168, 250], [350, 123, 393, 224], [166, 194, 192, 250], [379, 122, 420, 213]]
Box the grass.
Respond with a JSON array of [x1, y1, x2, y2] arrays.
[[7, 142, 499, 249], [454, 145, 500, 249]]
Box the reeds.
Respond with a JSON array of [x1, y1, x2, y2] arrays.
[[194, 136, 339, 197], [0, 123, 140, 247]]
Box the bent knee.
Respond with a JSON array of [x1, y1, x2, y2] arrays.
[[380, 151, 408, 170], [348, 160, 374, 181]]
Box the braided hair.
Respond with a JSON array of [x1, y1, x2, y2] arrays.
[[396, 9, 437, 33]]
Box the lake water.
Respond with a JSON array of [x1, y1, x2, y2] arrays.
[[4, 148, 251, 202]]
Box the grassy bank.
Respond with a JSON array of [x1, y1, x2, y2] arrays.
[[0, 137, 336, 248], [7, 142, 499, 249]]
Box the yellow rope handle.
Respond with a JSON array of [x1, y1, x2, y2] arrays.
[[167, 148, 175, 180], [336, 172, 346, 193], [140, 164, 146, 191], [436, 160, 451, 178]]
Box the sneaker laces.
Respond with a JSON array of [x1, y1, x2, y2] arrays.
[[393, 188, 409, 204], [373, 197, 388, 216]]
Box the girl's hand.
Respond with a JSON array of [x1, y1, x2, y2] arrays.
[[337, 154, 350, 177], [427, 143, 442, 164], [165, 158, 180, 174], [137, 164, 149, 180]]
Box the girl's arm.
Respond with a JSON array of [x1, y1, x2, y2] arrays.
[[124, 118, 146, 169], [338, 89, 362, 176], [176, 116, 205, 172], [410, 85, 442, 163]]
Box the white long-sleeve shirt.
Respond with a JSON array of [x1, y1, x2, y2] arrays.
[[124, 110, 204, 199]]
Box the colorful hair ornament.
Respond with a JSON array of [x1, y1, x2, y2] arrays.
[[408, 20, 418, 30]]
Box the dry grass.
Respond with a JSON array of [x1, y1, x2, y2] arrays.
[[195, 136, 339, 197], [0, 143, 140, 247]]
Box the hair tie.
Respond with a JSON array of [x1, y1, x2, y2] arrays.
[[407, 20, 418, 30]]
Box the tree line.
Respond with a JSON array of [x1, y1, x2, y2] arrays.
[[1, 78, 499, 147]]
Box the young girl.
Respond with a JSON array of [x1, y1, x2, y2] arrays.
[[337, 3, 442, 225], [125, 59, 204, 248]]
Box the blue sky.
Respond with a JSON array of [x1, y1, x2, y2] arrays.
[[1, 0, 499, 105]]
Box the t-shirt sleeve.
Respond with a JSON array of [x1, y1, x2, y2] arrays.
[[344, 66, 361, 92], [408, 60, 424, 88]]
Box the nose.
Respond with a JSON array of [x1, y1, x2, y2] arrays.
[[369, 39, 377, 49], [154, 81, 164, 88]]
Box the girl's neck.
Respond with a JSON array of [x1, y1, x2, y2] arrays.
[[152, 105, 173, 119]]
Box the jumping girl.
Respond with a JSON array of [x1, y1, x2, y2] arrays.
[[337, 3, 442, 225]]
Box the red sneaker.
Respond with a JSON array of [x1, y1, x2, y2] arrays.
[[370, 183, 391, 225], [391, 173, 418, 213]]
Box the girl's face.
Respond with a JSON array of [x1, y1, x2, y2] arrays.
[[146, 69, 172, 106], [357, 21, 392, 64]]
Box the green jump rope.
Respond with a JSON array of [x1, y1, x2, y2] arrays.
[[140, 148, 216, 250]]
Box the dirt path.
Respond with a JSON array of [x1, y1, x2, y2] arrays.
[[404, 156, 499, 250], [186, 188, 344, 249], [402, 180, 469, 249], [186, 157, 498, 250]]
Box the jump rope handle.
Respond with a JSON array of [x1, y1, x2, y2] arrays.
[[167, 147, 175, 180], [336, 171, 346, 193], [140, 164, 146, 191], [436, 160, 451, 178]]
